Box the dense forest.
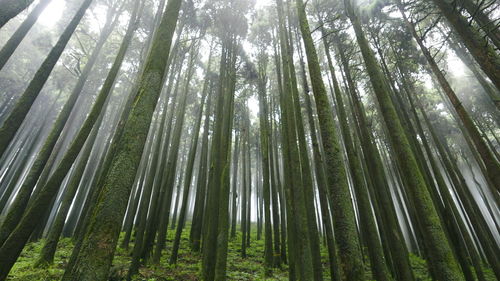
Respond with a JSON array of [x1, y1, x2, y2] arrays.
[[0, 0, 498, 280]]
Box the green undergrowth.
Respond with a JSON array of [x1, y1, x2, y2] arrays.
[[8, 226, 291, 281], [7, 225, 496, 280]]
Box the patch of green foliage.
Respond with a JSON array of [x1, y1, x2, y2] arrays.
[[8, 238, 72, 280], [7, 224, 497, 280], [409, 253, 432, 281]]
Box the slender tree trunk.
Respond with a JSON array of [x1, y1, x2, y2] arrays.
[[60, 0, 181, 278], [230, 133, 240, 239], [151, 43, 197, 265], [256, 57, 274, 273], [0, 0, 51, 70], [201, 32, 238, 280], [0, 0, 35, 28], [0, 2, 119, 248], [169, 89, 208, 264], [0, 0, 93, 158], [430, 0, 500, 90], [344, 1, 464, 280], [321, 27, 391, 281], [189, 75, 213, 251], [397, 2, 500, 195], [295, 0, 365, 279]]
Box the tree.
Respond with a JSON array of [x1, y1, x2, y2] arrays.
[[295, 0, 365, 279], [0, 0, 93, 159], [60, 0, 182, 278], [0, 0, 35, 28], [0, 0, 52, 71], [343, 1, 464, 280]]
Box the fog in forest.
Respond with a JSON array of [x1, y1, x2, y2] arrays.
[[0, 0, 498, 280]]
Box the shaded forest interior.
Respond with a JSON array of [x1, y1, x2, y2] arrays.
[[0, 0, 499, 280]]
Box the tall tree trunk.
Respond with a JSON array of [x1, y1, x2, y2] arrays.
[[0, 0, 118, 248], [0, 0, 93, 158], [396, 1, 500, 195], [321, 27, 391, 281], [333, 32, 415, 281], [0, 0, 51, 70], [189, 81, 213, 252], [230, 133, 240, 239], [344, 1, 464, 280], [256, 55, 274, 273], [295, 0, 365, 279], [169, 89, 208, 264], [0, 0, 35, 28], [430, 0, 500, 90], [59, 0, 182, 278]]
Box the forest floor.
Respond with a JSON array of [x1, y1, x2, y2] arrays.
[[8, 226, 293, 281], [7, 225, 494, 281]]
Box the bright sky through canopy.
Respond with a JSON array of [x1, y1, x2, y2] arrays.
[[38, 0, 65, 27]]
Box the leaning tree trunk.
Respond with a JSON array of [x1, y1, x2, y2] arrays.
[[59, 0, 182, 278], [0, 1, 118, 248], [295, 0, 365, 279], [169, 89, 209, 264], [430, 0, 500, 90], [344, 1, 464, 280], [0, 0, 51, 71], [32, 2, 142, 266], [321, 28, 391, 281], [396, 1, 500, 196], [0, 0, 93, 159], [0, 0, 35, 28], [333, 32, 416, 281]]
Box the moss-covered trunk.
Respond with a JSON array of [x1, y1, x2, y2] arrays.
[[256, 52, 274, 274], [0, 0, 93, 159], [397, 1, 500, 196], [0, 0, 116, 249], [295, 0, 365, 279], [59, 0, 182, 278], [344, 1, 464, 280], [430, 0, 500, 90]]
